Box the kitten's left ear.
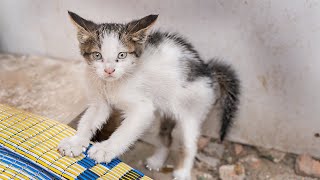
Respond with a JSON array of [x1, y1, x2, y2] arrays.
[[126, 14, 158, 44]]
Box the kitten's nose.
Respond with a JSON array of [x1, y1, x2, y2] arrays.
[[104, 68, 115, 74]]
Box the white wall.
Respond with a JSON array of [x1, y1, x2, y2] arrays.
[[1, 0, 320, 158]]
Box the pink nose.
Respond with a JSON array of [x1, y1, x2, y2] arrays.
[[104, 68, 115, 74]]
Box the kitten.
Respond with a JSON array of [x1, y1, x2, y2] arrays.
[[58, 11, 240, 180]]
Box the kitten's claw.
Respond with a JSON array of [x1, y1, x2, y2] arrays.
[[61, 150, 65, 156], [70, 152, 74, 158], [82, 147, 87, 152], [145, 163, 159, 172], [145, 164, 153, 171], [145, 154, 165, 172]]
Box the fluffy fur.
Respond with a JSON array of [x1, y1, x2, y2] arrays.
[[58, 11, 240, 180]]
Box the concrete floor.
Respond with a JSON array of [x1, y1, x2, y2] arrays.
[[0, 53, 87, 123], [0, 53, 316, 180]]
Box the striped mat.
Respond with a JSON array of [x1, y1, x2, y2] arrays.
[[0, 104, 152, 180]]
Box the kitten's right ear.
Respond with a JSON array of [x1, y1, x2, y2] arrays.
[[68, 11, 98, 42]]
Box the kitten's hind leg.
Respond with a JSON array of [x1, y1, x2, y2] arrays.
[[173, 117, 201, 180], [146, 117, 176, 171]]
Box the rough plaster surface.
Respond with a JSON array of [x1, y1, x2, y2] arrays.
[[0, 0, 319, 158]]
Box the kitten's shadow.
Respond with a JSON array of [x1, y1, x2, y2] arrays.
[[68, 108, 122, 142]]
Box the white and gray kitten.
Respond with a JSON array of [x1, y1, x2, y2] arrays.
[[58, 11, 240, 180]]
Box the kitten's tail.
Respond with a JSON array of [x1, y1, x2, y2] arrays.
[[208, 59, 240, 142]]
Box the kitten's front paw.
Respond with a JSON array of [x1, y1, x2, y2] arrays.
[[57, 136, 89, 157], [173, 169, 191, 180], [88, 142, 116, 163]]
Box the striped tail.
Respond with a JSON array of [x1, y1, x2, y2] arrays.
[[208, 59, 240, 141]]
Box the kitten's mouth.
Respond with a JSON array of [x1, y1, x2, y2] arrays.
[[104, 74, 114, 78], [105, 76, 115, 79], [103, 75, 117, 81]]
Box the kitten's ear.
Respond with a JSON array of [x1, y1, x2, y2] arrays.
[[126, 14, 158, 44], [68, 11, 98, 42]]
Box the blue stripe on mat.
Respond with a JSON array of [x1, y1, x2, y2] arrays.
[[0, 145, 60, 179], [76, 169, 99, 180]]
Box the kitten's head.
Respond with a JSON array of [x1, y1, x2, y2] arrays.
[[68, 11, 158, 81]]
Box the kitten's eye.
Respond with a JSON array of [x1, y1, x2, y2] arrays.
[[117, 52, 127, 59], [91, 52, 102, 61]]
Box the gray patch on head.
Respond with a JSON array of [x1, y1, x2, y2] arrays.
[[98, 23, 126, 41]]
